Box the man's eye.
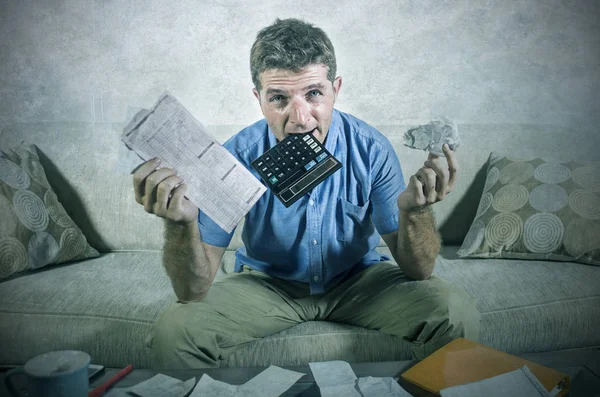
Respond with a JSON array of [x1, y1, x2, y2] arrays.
[[269, 95, 284, 102], [308, 90, 322, 97]]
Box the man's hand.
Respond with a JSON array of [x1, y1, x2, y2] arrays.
[[133, 158, 199, 224], [397, 144, 458, 212]]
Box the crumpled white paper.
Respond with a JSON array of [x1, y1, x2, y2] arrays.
[[403, 116, 460, 156]]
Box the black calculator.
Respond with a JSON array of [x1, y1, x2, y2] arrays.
[[251, 132, 342, 207]]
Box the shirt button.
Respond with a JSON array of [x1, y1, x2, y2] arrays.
[[313, 275, 320, 282], [308, 199, 314, 206], [312, 239, 318, 245]]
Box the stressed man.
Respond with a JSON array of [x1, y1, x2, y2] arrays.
[[136, 18, 480, 369]]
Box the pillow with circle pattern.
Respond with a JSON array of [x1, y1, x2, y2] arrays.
[[458, 152, 600, 265], [0, 143, 99, 279]]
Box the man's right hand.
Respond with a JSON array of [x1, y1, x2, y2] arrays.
[[133, 158, 199, 224]]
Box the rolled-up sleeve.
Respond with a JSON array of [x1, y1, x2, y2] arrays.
[[198, 210, 235, 247]]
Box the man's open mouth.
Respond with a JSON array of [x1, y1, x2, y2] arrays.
[[296, 128, 317, 135]]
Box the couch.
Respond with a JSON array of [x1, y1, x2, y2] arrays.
[[1, 120, 599, 369]]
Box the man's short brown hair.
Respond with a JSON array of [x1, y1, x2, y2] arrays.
[[250, 18, 337, 91]]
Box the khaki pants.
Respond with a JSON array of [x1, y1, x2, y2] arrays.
[[147, 262, 480, 369]]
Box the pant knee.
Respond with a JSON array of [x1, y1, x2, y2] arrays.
[[149, 304, 187, 350], [148, 303, 218, 369], [426, 277, 481, 340], [404, 278, 480, 360]]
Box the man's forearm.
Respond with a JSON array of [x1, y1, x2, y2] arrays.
[[163, 220, 214, 302], [394, 207, 441, 280]]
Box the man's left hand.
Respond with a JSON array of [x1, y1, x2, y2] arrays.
[[397, 144, 458, 212]]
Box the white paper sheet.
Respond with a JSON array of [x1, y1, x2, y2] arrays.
[[358, 376, 413, 397], [121, 92, 266, 233], [309, 360, 358, 386], [308, 361, 362, 397], [126, 374, 195, 397], [239, 365, 306, 397], [189, 373, 237, 397], [188, 365, 305, 397], [440, 365, 557, 397]]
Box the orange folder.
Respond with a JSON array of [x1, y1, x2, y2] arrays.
[[401, 338, 570, 396]]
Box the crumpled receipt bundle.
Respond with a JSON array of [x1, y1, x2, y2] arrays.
[[403, 116, 460, 156]]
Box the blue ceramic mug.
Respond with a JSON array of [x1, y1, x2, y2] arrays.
[[4, 350, 91, 397]]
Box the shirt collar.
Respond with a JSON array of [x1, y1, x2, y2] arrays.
[[324, 108, 341, 155]]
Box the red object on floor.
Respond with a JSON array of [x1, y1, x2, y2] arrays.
[[88, 364, 133, 397]]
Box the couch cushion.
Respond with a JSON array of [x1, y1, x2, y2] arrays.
[[0, 252, 173, 368], [431, 246, 600, 354], [458, 152, 600, 265], [0, 143, 99, 279], [1, 248, 599, 368]]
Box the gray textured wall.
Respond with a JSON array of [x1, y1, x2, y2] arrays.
[[0, 0, 598, 131]]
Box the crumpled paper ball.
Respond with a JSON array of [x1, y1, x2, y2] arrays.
[[403, 116, 460, 157]]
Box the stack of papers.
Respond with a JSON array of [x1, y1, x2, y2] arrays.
[[401, 338, 569, 396], [440, 365, 561, 397]]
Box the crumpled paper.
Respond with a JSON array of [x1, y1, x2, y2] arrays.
[[403, 116, 460, 156]]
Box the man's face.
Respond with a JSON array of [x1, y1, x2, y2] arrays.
[[253, 64, 342, 144]]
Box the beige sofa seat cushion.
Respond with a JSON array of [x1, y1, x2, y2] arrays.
[[430, 246, 600, 353], [1, 247, 599, 368]]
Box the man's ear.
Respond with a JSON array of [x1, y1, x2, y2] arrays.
[[332, 76, 342, 102], [252, 87, 261, 105]]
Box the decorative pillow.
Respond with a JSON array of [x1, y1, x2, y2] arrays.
[[0, 143, 99, 279], [458, 152, 600, 265]]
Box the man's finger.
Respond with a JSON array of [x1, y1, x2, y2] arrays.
[[443, 143, 459, 191], [408, 175, 426, 207], [168, 182, 188, 212], [143, 168, 177, 212], [424, 158, 450, 198], [417, 168, 437, 203], [155, 175, 183, 216], [132, 158, 161, 203]]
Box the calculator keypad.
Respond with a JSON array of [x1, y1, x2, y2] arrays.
[[251, 132, 342, 207]]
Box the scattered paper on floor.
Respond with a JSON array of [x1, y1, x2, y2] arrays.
[[128, 373, 195, 397], [189, 365, 305, 397], [358, 376, 413, 397], [309, 360, 362, 397], [309, 360, 412, 397], [103, 361, 412, 397]]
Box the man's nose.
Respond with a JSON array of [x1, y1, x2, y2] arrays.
[[289, 98, 311, 127]]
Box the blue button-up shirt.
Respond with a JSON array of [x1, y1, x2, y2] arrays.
[[198, 109, 406, 294]]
